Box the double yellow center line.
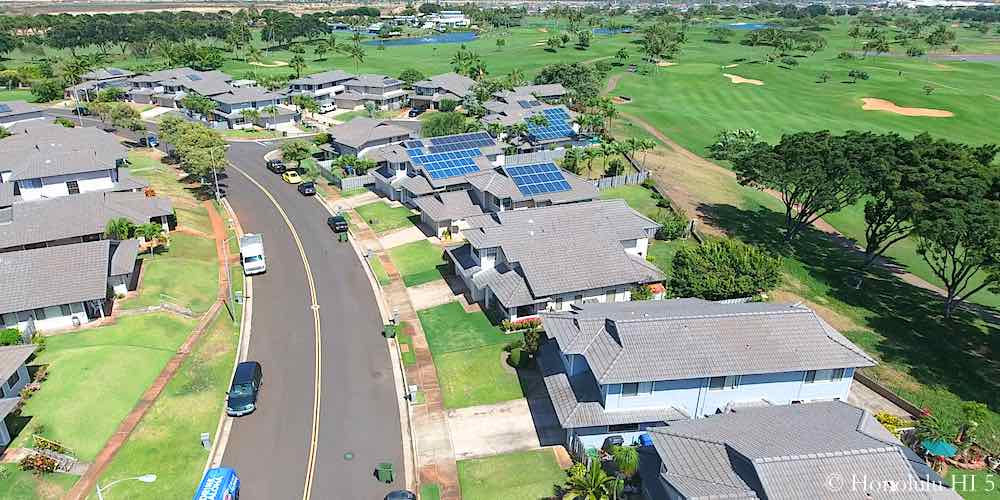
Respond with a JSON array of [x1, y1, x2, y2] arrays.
[[229, 162, 323, 500]]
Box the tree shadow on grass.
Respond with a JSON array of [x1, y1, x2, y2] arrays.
[[699, 202, 1000, 415]]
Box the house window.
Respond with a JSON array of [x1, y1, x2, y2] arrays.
[[605, 290, 617, 303], [70, 303, 84, 314], [60, 304, 71, 316], [709, 375, 740, 391], [805, 369, 845, 384], [6, 369, 20, 390], [608, 423, 639, 433], [66, 180, 80, 194], [0, 313, 16, 328], [621, 382, 652, 397], [573, 294, 584, 306], [33, 308, 46, 320], [19, 179, 42, 190]]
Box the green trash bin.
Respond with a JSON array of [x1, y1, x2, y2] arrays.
[[376, 462, 394, 483], [382, 324, 396, 339]]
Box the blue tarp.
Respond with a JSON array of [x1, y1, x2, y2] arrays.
[[921, 439, 957, 458], [193, 467, 240, 500]]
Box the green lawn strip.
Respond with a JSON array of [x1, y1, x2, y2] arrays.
[[417, 302, 511, 353], [0, 466, 79, 500], [386, 240, 446, 288], [419, 483, 441, 500], [599, 184, 673, 219], [434, 343, 524, 409], [947, 469, 999, 500], [647, 239, 698, 277], [119, 234, 218, 314], [368, 255, 392, 286], [340, 187, 368, 198], [354, 201, 415, 234], [13, 314, 194, 461], [396, 331, 416, 366], [218, 128, 281, 140], [457, 449, 565, 500], [0, 89, 34, 102], [174, 204, 213, 235], [97, 306, 238, 499]]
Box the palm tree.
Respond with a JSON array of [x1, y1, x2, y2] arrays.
[[241, 108, 261, 127], [485, 122, 505, 140], [506, 68, 526, 87], [611, 445, 639, 478], [563, 461, 616, 500], [562, 147, 584, 175], [137, 223, 166, 254], [583, 147, 601, 176], [289, 54, 306, 78], [246, 45, 263, 64], [346, 44, 365, 73], [599, 140, 618, 172], [105, 217, 134, 240], [639, 138, 657, 168], [615, 47, 629, 65]]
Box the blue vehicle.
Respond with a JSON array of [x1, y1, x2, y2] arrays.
[[193, 467, 240, 500]]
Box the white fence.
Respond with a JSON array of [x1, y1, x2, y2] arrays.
[[593, 170, 650, 190], [337, 174, 374, 191]]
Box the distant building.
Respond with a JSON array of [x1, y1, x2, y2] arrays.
[[409, 72, 476, 111], [430, 10, 471, 28], [286, 70, 355, 113], [335, 75, 408, 110], [63, 67, 134, 100]]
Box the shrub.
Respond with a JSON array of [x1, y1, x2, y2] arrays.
[[780, 56, 799, 66], [631, 284, 654, 301], [312, 132, 331, 145], [641, 178, 657, 190], [669, 239, 782, 300], [54, 117, 76, 128], [708, 128, 760, 161], [653, 209, 688, 241], [837, 51, 855, 60], [500, 317, 541, 332], [19, 454, 57, 475], [875, 412, 910, 436], [31, 332, 46, 353], [438, 99, 458, 112], [506, 348, 528, 368], [0, 328, 20, 346]]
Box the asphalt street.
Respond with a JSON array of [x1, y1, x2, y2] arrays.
[[221, 141, 405, 499]]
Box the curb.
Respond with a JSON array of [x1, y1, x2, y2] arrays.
[[314, 194, 418, 493], [204, 198, 254, 473]]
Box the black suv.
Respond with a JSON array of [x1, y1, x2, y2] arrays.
[[327, 215, 349, 233], [266, 159, 286, 174], [297, 181, 317, 196], [226, 361, 262, 417]]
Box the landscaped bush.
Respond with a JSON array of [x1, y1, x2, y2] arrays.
[[631, 284, 654, 301], [0, 328, 21, 346], [438, 99, 458, 112], [875, 412, 910, 436], [653, 209, 688, 241], [500, 317, 541, 333], [506, 347, 528, 368], [708, 128, 760, 161], [19, 454, 57, 475], [669, 239, 782, 301]]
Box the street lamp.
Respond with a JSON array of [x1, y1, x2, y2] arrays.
[[95, 473, 157, 500]]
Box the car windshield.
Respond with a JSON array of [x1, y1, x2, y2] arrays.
[[302, 182, 314, 188], [244, 255, 263, 263], [230, 383, 253, 397]]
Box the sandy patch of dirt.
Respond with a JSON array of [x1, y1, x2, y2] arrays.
[[537, 28, 548, 33], [611, 96, 631, 104], [860, 98, 953, 117], [656, 61, 678, 67], [724, 63, 739, 68], [933, 63, 955, 70], [723, 73, 764, 85], [532, 42, 545, 46], [249, 60, 288, 67], [987, 94, 1000, 101]]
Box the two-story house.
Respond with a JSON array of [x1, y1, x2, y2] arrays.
[[335, 75, 407, 110], [482, 100, 578, 151], [210, 86, 296, 130], [323, 117, 413, 157], [0, 124, 136, 202], [409, 72, 476, 111], [536, 299, 877, 454], [64, 67, 134, 100], [0, 344, 38, 446], [287, 70, 355, 113], [126, 67, 233, 107], [639, 401, 960, 500], [447, 199, 665, 321]]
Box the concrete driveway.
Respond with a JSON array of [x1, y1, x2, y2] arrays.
[[447, 398, 563, 460]]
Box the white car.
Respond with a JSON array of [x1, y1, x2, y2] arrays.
[[319, 102, 336, 113]]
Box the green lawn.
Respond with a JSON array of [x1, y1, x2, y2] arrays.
[[0, 466, 79, 500], [174, 204, 213, 235], [457, 449, 565, 500], [368, 255, 392, 286], [386, 240, 446, 288], [419, 483, 442, 500], [600, 184, 668, 218], [0, 89, 33, 102], [119, 233, 219, 314], [354, 200, 415, 235], [218, 128, 281, 140], [647, 239, 698, 277], [417, 302, 523, 408], [340, 187, 369, 198], [97, 296, 238, 499], [948, 470, 1000, 500], [13, 314, 193, 461]]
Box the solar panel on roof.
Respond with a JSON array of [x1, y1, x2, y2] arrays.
[[517, 100, 542, 109], [187, 74, 203, 81], [405, 132, 496, 180], [525, 108, 575, 142], [507, 162, 572, 196]]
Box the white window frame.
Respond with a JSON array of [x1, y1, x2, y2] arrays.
[[708, 375, 741, 391]]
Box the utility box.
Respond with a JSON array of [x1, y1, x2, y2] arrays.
[[376, 463, 394, 483], [382, 324, 396, 339]]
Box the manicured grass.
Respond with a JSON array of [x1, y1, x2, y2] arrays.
[[340, 187, 369, 198], [127, 149, 212, 204], [647, 239, 698, 277], [97, 302, 238, 499], [13, 314, 193, 461], [397, 332, 416, 366], [419, 483, 442, 500], [434, 343, 524, 409], [0, 466, 79, 500], [948, 470, 999, 500], [354, 200, 415, 235], [457, 449, 565, 500], [417, 302, 510, 354], [218, 128, 281, 140], [119, 233, 219, 314], [0, 89, 33, 102], [386, 240, 446, 288], [335, 109, 397, 122], [600, 184, 671, 219], [368, 255, 392, 286], [174, 204, 213, 235]]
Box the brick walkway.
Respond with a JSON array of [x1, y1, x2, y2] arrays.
[[348, 212, 462, 499], [65, 201, 230, 500]]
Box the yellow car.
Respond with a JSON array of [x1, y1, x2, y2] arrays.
[[281, 170, 303, 184]]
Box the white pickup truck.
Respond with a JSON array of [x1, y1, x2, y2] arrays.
[[239, 234, 266, 275]]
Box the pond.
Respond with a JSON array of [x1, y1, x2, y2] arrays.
[[724, 22, 778, 30], [363, 31, 478, 47]]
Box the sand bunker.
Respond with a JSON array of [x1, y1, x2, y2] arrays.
[[860, 98, 954, 117], [532, 42, 545, 46], [656, 61, 677, 67], [724, 63, 739, 68], [249, 60, 288, 67], [723, 73, 763, 86], [538, 28, 548, 33]]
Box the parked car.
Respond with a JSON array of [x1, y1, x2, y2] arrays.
[[407, 108, 424, 118], [297, 181, 316, 196], [281, 170, 303, 184], [266, 159, 286, 174], [385, 491, 416, 500], [72, 106, 90, 116], [327, 215, 349, 233], [319, 102, 336, 113], [226, 361, 262, 417]]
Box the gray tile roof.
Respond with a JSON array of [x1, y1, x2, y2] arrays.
[[476, 263, 537, 307], [346, 74, 404, 88], [540, 299, 876, 385], [81, 67, 134, 81], [0, 397, 20, 420], [110, 239, 140, 276], [0, 124, 126, 180], [413, 72, 475, 98], [361, 143, 410, 164], [461, 200, 664, 299], [646, 401, 960, 500], [211, 86, 283, 105], [494, 83, 568, 102], [0, 101, 44, 120], [0, 240, 110, 314], [288, 70, 355, 86], [330, 117, 412, 149], [399, 173, 434, 196], [412, 190, 484, 223], [0, 191, 173, 250], [0, 344, 37, 384]]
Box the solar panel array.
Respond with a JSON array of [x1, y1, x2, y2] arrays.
[[526, 108, 574, 142], [405, 132, 497, 180], [517, 99, 541, 109], [506, 162, 572, 196]]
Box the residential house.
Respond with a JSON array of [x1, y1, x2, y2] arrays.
[[287, 70, 355, 112], [0, 239, 136, 332], [482, 95, 578, 150], [0, 124, 139, 202], [0, 344, 37, 446], [0, 101, 46, 128], [323, 117, 413, 157], [447, 200, 665, 321], [639, 401, 960, 500], [335, 75, 407, 110], [63, 67, 134, 100], [126, 67, 234, 107], [210, 86, 296, 130], [536, 299, 877, 452], [0, 190, 174, 253], [493, 83, 568, 104], [409, 72, 476, 111]]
